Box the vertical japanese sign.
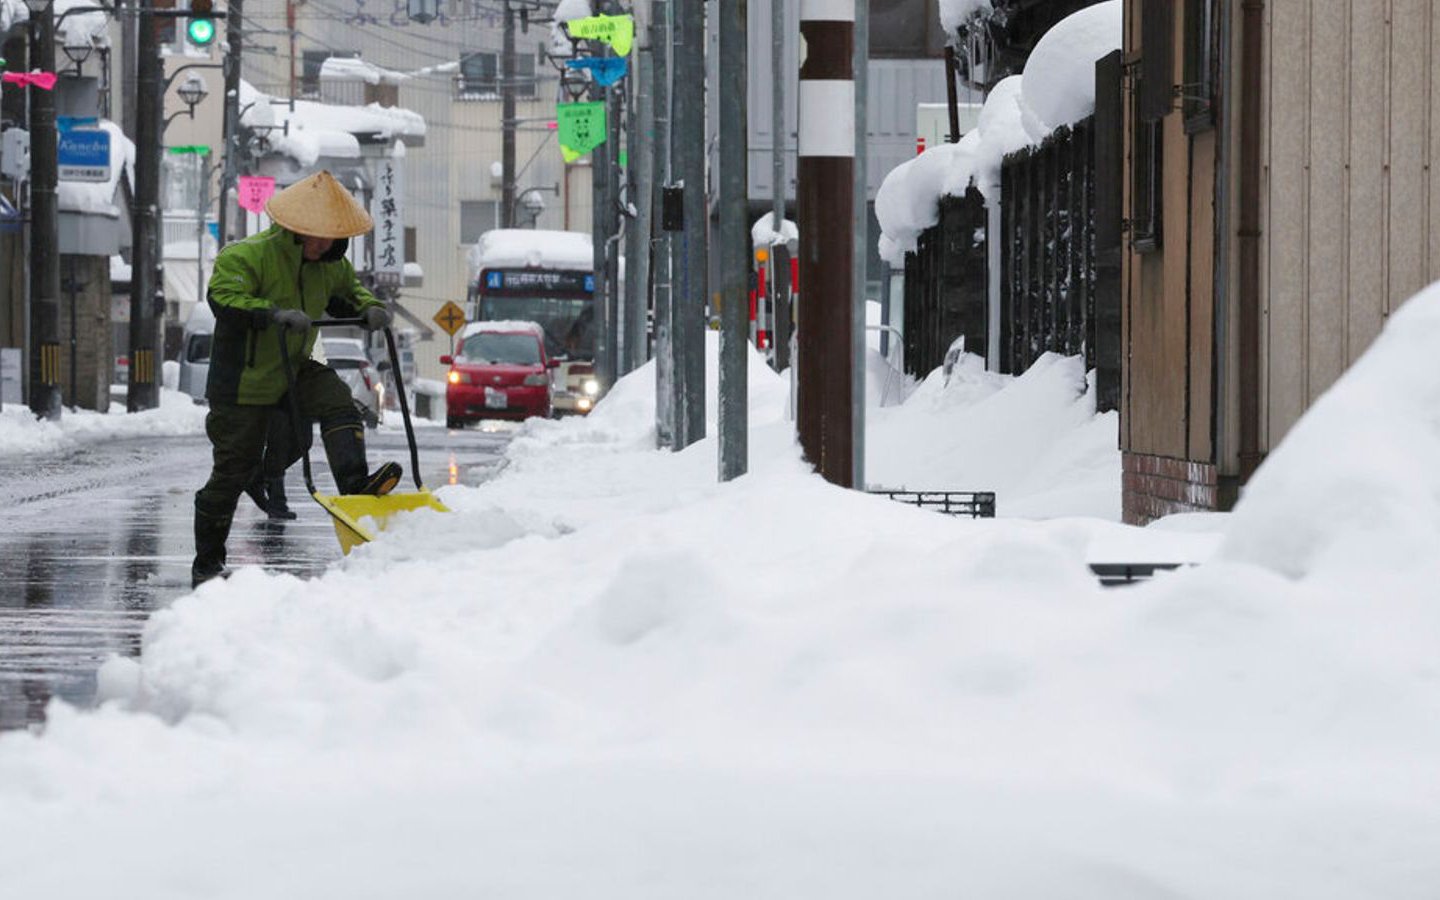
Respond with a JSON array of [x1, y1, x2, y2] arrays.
[[371, 154, 404, 285]]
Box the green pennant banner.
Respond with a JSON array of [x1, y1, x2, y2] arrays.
[[567, 14, 635, 57], [557, 101, 608, 163]]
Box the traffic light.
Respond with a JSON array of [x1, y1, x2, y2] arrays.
[[187, 0, 217, 47]]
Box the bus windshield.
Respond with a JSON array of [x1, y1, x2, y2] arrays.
[[480, 296, 594, 361], [459, 331, 543, 365]]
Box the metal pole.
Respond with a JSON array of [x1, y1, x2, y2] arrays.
[[127, 0, 161, 411], [28, 2, 62, 420], [602, 84, 621, 386], [651, 0, 674, 448], [218, 0, 243, 244], [851, 0, 867, 489], [718, 0, 747, 481], [501, 0, 517, 227], [623, 10, 653, 376], [197, 153, 208, 315], [796, 0, 855, 486], [671, 0, 706, 449], [769, 0, 790, 373]]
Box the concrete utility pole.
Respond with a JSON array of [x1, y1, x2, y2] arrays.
[[670, 0, 705, 449], [501, 0, 517, 226], [851, 0, 867, 489], [717, 0, 747, 480], [796, 0, 855, 486], [602, 82, 621, 384], [769, 0, 790, 373], [651, 0, 674, 448], [218, 0, 244, 244], [128, 0, 162, 411], [28, 0, 62, 419], [621, 3, 652, 376]]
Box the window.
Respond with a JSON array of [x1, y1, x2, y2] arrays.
[[302, 50, 357, 98], [457, 50, 537, 99], [870, 0, 947, 59], [1131, 118, 1162, 253], [460, 200, 499, 243], [459, 51, 498, 95], [1183, 0, 1218, 132]]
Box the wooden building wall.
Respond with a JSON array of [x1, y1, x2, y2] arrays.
[[1121, 0, 1219, 522], [1259, 0, 1440, 450]]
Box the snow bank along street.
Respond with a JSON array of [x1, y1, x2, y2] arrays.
[[2, 285, 1439, 896]]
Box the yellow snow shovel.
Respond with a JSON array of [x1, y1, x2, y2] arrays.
[[280, 319, 449, 554]]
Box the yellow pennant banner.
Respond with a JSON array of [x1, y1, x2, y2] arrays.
[[567, 14, 635, 57]]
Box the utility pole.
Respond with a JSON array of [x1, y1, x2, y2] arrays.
[[651, 0, 674, 448], [501, 0, 516, 227], [621, 0, 652, 376], [796, 0, 855, 486], [670, 0, 705, 449], [28, 0, 62, 420], [128, 0, 162, 411], [769, 0, 790, 373], [218, 0, 244, 244], [851, 0, 867, 489], [717, 0, 746, 480], [603, 81, 621, 384]]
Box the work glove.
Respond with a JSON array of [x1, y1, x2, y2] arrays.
[[270, 308, 312, 332], [362, 306, 394, 331]]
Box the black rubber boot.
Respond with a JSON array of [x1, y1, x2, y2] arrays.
[[192, 502, 235, 588], [265, 475, 298, 520], [243, 469, 270, 514], [321, 424, 402, 497]]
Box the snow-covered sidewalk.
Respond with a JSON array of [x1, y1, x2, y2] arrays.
[[0, 389, 207, 458], [2, 288, 1439, 896]]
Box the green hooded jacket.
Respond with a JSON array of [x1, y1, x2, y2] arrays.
[[205, 225, 383, 406]]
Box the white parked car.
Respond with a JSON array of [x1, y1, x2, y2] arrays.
[[322, 336, 383, 429]]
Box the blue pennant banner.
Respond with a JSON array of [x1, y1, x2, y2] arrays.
[[565, 56, 630, 87]]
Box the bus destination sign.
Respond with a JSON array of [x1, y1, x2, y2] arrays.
[[482, 269, 595, 296]]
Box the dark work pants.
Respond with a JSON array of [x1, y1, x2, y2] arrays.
[[195, 361, 357, 524]]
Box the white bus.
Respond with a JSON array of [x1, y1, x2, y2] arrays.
[[466, 229, 601, 414]]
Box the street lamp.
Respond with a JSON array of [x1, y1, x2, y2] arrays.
[[165, 72, 210, 131], [61, 37, 94, 76]]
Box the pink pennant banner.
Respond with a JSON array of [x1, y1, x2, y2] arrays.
[[2, 71, 58, 91], [237, 175, 277, 214]]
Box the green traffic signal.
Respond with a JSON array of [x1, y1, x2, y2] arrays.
[[187, 16, 216, 46]]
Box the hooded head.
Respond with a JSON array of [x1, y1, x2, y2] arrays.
[[265, 170, 374, 241]]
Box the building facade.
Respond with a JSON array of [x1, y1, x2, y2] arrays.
[[1121, 0, 1440, 523]]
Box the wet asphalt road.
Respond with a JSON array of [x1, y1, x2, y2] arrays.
[[0, 423, 514, 732]]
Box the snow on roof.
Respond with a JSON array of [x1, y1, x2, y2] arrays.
[[57, 119, 134, 219], [239, 79, 425, 168], [468, 228, 595, 275], [457, 320, 546, 340], [877, 2, 1119, 262], [109, 255, 131, 283], [320, 57, 460, 86]]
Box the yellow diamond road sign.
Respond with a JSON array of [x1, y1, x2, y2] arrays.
[[433, 300, 467, 337]]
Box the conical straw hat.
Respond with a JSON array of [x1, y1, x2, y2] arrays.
[[266, 170, 374, 239]]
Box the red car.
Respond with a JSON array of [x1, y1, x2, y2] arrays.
[[443, 323, 558, 427]]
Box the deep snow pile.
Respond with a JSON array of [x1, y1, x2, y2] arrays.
[[3, 309, 1440, 896], [867, 352, 1119, 519], [0, 388, 206, 458]]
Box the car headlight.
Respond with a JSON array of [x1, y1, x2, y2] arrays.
[[447, 370, 470, 385], [577, 397, 593, 411], [583, 378, 600, 396], [523, 373, 548, 386]]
